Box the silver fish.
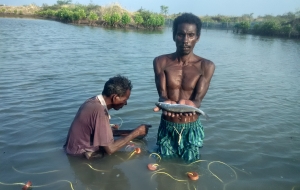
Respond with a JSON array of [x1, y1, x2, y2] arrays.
[[155, 102, 209, 120]]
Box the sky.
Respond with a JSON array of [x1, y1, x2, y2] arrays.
[[1, 0, 299, 17]]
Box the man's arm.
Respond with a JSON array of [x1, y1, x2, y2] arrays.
[[153, 57, 169, 102], [103, 124, 150, 155], [153, 57, 177, 115], [192, 60, 215, 108]]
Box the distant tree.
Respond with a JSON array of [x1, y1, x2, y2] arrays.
[[133, 13, 143, 28], [121, 12, 131, 27], [160, 5, 168, 16], [280, 24, 292, 38], [88, 11, 98, 25], [239, 21, 250, 33], [110, 12, 121, 26], [56, 0, 72, 5]]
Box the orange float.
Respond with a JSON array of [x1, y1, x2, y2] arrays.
[[147, 163, 158, 171], [187, 172, 199, 181], [22, 181, 32, 190], [135, 147, 141, 154]]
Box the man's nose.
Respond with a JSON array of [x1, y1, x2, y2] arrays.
[[183, 34, 188, 42]]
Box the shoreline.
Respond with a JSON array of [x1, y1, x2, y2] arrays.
[[1, 15, 298, 40], [0, 13, 164, 31]]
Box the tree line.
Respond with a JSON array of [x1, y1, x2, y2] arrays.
[[36, 0, 165, 29], [1, 1, 299, 38], [192, 12, 300, 38]]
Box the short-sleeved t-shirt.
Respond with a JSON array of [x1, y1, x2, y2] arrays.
[[64, 96, 114, 155]]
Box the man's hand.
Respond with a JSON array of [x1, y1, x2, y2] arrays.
[[178, 99, 197, 116], [110, 124, 120, 130], [153, 99, 197, 117], [153, 100, 177, 117], [135, 124, 152, 139]]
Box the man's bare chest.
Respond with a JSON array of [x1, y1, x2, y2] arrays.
[[165, 66, 201, 89]]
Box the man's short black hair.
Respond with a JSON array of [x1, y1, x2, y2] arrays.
[[172, 13, 202, 40], [102, 75, 132, 97]]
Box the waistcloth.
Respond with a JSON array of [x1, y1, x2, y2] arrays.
[[156, 116, 204, 162]]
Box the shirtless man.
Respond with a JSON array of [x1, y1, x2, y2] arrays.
[[64, 75, 151, 159], [153, 13, 215, 162]]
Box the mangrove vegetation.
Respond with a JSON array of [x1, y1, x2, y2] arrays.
[[0, 1, 300, 38]]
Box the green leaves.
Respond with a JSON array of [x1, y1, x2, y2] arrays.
[[121, 12, 131, 26]]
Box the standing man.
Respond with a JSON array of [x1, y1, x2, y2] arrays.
[[64, 75, 151, 159], [153, 13, 215, 162]]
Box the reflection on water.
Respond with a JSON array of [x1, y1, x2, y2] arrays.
[[0, 17, 300, 190]]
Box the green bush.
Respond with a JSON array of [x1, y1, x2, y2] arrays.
[[88, 11, 99, 24], [133, 13, 144, 27], [110, 12, 121, 26], [253, 20, 281, 35], [239, 21, 250, 33], [121, 12, 131, 26], [56, 8, 74, 22]]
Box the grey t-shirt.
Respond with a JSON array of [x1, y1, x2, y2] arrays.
[[64, 96, 113, 155]]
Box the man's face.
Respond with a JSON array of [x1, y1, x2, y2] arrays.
[[174, 23, 199, 55], [112, 90, 131, 110]]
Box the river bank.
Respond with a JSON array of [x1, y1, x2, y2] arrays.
[[1, 4, 299, 38]]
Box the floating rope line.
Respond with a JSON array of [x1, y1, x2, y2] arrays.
[[207, 161, 238, 184], [149, 153, 162, 162], [292, 185, 300, 190], [110, 114, 123, 128], [84, 163, 108, 172], [151, 171, 188, 182], [229, 165, 251, 175], [152, 168, 165, 173], [127, 148, 141, 160], [0, 180, 74, 190], [187, 159, 208, 166], [30, 180, 74, 190], [114, 154, 125, 161], [0, 181, 25, 186], [193, 184, 197, 190], [12, 166, 60, 174], [151, 171, 194, 190]]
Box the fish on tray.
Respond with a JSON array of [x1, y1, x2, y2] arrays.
[[155, 102, 209, 120]]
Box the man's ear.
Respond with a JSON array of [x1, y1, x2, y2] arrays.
[[196, 35, 200, 42], [111, 94, 120, 103]]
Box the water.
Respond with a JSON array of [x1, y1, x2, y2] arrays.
[[0, 17, 300, 190]]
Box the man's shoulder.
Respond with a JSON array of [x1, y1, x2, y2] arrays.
[[82, 97, 104, 110], [153, 53, 173, 63], [193, 55, 214, 67]]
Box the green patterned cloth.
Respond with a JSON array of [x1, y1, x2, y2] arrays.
[[156, 116, 204, 162]]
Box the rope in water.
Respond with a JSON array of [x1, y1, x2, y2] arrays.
[[83, 163, 108, 172], [12, 166, 60, 174], [110, 114, 123, 128], [0, 180, 74, 190]]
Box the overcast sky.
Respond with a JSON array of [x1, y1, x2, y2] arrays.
[[1, 0, 299, 17]]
